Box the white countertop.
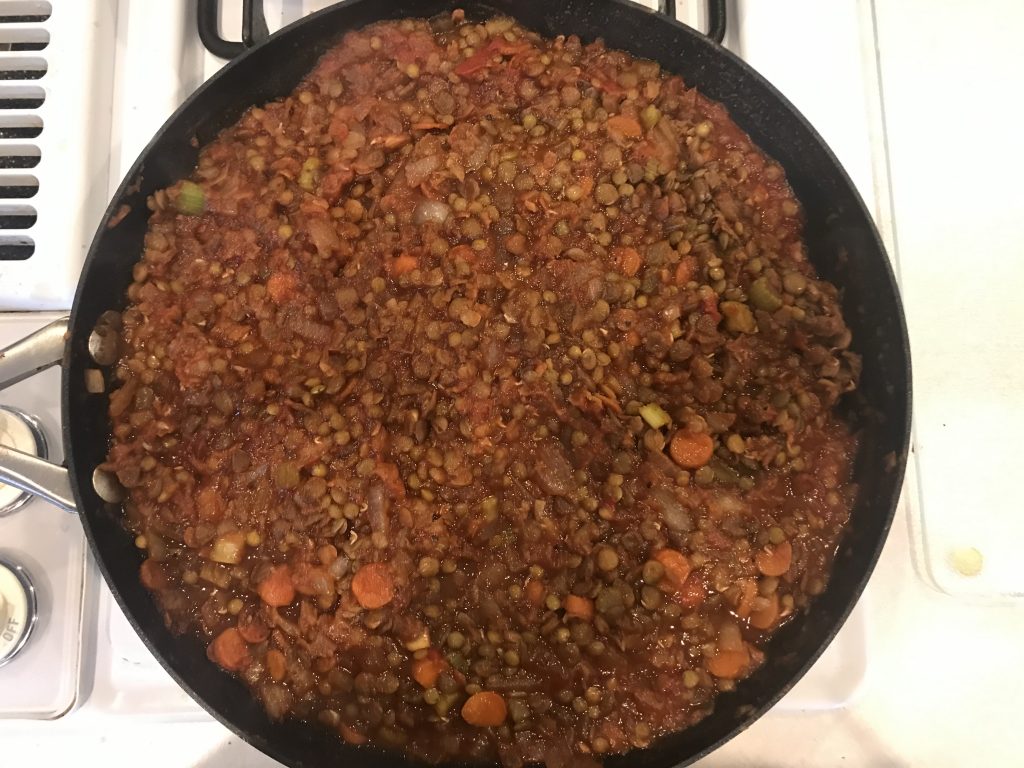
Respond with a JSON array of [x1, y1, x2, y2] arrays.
[[2, 0, 1021, 765]]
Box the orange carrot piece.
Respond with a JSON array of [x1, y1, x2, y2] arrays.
[[612, 246, 642, 277], [351, 562, 395, 609], [266, 648, 287, 681], [388, 253, 418, 276], [755, 541, 792, 577], [258, 565, 296, 607], [411, 649, 448, 688], [675, 256, 697, 285], [651, 548, 692, 593], [668, 430, 715, 469], [707, 647, 751, 679], [749, 593, 780, 630], [653, 549, 692, 593], [461, 691, 507, 727], [208, 628, 250, 672], [607, 114, 643, 140], [266, 272, 297, 303], [564, 594, 595, 621]]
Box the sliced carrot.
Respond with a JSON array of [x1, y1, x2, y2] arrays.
[[612, 245, 642, 278], [266, 648, 287, 681], [668, 430, 715, 469], [653, 548, 692, 593], [749, 592, 780, 630], [340, 724, 368, 745], [139, 558, 170, 590], [461, 691, 507, 727], [351, 562, 395, 609], [564, 594, 595, 621], [387, 253, 419, 277], [607, 114, 643, 140], [675, 256, 697, 286], [755, 540, 792, 577], [411, 648, 448, 688], [707, 647, 751, 679], [258, 565, 296, 607], [266, 272, 298, 303], [524, 578, 545, 607], [208, 627, 250, 672]]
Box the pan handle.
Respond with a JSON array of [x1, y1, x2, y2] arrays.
[[197, 0, 270, 60], [0, 445, 75, 513], [663, 0, 727, 44], [0, 317, 76, 513], [0, 316, 67, 391]]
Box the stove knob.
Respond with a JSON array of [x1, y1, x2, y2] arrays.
[[0, 406, 49, 517], [0, 558, 37, 667]]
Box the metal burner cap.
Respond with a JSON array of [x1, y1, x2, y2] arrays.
[[0, 406, 48, 518], [0, 558, 37, 667]]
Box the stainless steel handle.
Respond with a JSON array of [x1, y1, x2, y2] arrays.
[[0, 316, 76, 513], [0, 444, 75, 512], [0, 316, 68, 391]]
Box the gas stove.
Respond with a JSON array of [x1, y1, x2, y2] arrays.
[[0, 0, 909, 762]]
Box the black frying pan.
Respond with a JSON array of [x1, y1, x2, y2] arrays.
[[0, 1, 911, 766]]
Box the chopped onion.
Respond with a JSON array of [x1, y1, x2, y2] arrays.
[[639, 403, 671, 429], [404, 154, 441, 187], [413, 198, 451, 225], [649, 487, 693, 532], [404, 629, 431, 652], [707, 493, 746, 517], [210, 531, 246, 564], [84, 368, 105, 393], [717, 621, 744, 652]]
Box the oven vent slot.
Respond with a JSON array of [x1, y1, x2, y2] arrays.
[[0, 1, 50, 24], [0, 25, 46, 50], [0, 0, 47, 261]]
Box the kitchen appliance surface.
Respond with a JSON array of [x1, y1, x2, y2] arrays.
[[0, 2, 925, 767]]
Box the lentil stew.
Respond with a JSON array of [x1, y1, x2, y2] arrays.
[[104, 12, 860, 768]]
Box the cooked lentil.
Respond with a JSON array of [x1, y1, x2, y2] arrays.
[[105, 11, 860, 768]]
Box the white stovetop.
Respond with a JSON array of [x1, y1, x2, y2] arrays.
[[2, 0, 1022, 765]]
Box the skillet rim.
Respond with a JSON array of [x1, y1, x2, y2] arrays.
[[63, 2, 912, 767]]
